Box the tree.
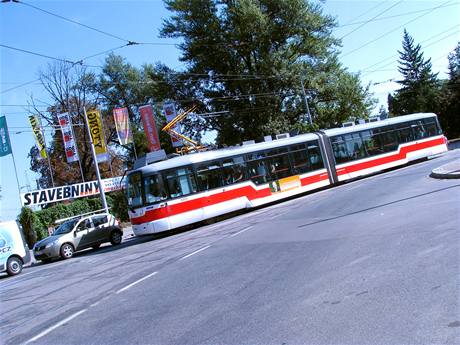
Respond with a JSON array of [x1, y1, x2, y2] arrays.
[[389, 30, 441, 116], [438, 42, 460, 138], [28, 62, 124, 189], [160, 0, 375, 145]]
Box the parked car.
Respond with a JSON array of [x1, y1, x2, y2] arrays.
[[0, 220, 31, 276], [33, 213, 123, 262]]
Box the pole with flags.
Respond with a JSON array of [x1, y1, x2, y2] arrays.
[[0, 115, 22, 207], [66, 100, 85, 182], [83, 107, 109, 214]]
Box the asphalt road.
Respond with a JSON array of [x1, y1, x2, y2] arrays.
[[1, 150, 459, 345]]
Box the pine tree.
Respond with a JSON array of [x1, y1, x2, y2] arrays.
[[389, 30, 440, 116], [438, 43, 460, 138]]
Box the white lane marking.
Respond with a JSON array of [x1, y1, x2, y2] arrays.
[[116, 271, 158, 294], [179, 245, 211, 261], [25, 309, 87, 344], [230, 226, 253, 237]]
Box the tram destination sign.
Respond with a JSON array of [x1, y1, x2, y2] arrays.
[[20, 177, 123, 207]]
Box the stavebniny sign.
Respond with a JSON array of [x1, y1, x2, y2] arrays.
[[20, 177, 123, 207]]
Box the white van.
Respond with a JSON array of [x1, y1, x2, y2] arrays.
[[0, 221, 31, 276]]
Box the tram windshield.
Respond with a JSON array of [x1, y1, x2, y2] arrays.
[[144, 174, 168, 204], [127, 172, 143, 208]]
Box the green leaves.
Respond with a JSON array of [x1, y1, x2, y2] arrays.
[[160, 0, 373, 144], [390, 30, 441, 116]]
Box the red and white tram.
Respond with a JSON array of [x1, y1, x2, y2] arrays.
[[126, 113, 448, 235]]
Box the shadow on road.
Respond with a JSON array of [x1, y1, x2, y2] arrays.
[[298, 184, 460, 229]]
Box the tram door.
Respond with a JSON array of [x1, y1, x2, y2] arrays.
[[316, 132, 339, 184]]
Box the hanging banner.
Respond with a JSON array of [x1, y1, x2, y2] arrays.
[[113, 107, 133, 145], [20, 176, 123, 207], [0, 116, 12, 157], [163, 102, 183, 148], [29, 115, 47, 159], [140, 105, 161, 152], [57, 112, 79, 163], [86, 109, 109, 162]]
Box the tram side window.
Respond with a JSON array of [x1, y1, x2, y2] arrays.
[[164, 167, 197, 198], [127, 172, 143, 207], [411, 120, 428, 139], [247, 160, 269, 185], [343, 133, 366, 160], [222, 156, 247, 185], [196, 161, 223, 191], [394, 122, 413, 143], [307, 141, 324, 170], [379, 126, 399, 152], [289, 144, 310, 174], [331, 136, 350, 163], [422, 117, 440, 136], [144, 174, 167, 204], [361, 130, 383, 156], [265, 147, 291, 180]]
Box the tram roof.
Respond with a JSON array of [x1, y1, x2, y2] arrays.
[[137, 112, 438, 173], [322, 112, 437, 137], [138, 132, 319, 173]]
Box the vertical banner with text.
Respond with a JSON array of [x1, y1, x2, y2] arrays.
[[163, 102, 183, 148], [140, 105, 161, 152], [113, 107, 133, 145], [0, 116, 12, 157], [29, 115, 47, 159], [57, 112, 79, 163], [86, 109, 109, 162]]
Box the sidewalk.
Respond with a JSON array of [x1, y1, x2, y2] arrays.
[[430, 160, 460, 179]]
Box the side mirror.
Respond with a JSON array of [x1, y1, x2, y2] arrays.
[[73, 231, 77, 237]]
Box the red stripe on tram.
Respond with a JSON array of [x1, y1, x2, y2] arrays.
[[335, 137, 444, 176], [131, 138, 444, 225]]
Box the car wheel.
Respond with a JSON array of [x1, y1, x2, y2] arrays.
[[60, 243, 74, 259], [92, 244, 101, 250], [110, 231, 122, 245], [6, 256, 23, 276]]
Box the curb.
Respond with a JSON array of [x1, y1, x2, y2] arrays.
[[430, 160, 460, 179]]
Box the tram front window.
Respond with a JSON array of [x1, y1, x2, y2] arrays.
[[144, 174, 167, 204], [127, 172, 143, 208]]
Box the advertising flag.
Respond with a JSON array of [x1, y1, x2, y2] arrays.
[[57, 112, 79, 163], [0, 116, 12, 157], [140, 105, 161, 152], [163, 102, 183, 148], [113, 107, 132, 145], [29, 115, 47, 159], [86, 109, 109, 162]]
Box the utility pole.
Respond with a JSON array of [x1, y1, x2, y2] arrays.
[[83, 107, 109, 213], [300, 79, 313, 126]]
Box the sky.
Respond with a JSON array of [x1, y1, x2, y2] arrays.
[[0, 0, 459, 220]]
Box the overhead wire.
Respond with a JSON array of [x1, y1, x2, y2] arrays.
[[361, 28, 460, 76], [338, 1, 389, 27], [0, 43, 75, 64], [15, 0, 131, 43], [341, 0, 454, 58], [339, 0, 403, 40], [337, 2, 458, 28]]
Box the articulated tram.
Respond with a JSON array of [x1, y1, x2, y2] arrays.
[[126, 113, 448, 235]]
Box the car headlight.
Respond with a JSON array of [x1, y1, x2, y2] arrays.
[[45, 240, 59, 249]]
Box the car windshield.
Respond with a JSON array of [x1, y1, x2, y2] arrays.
[[53, 218, 79, 235]]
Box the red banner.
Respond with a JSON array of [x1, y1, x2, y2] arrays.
[[163, 102, 183, 148], [139, 105, 161, 152]]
